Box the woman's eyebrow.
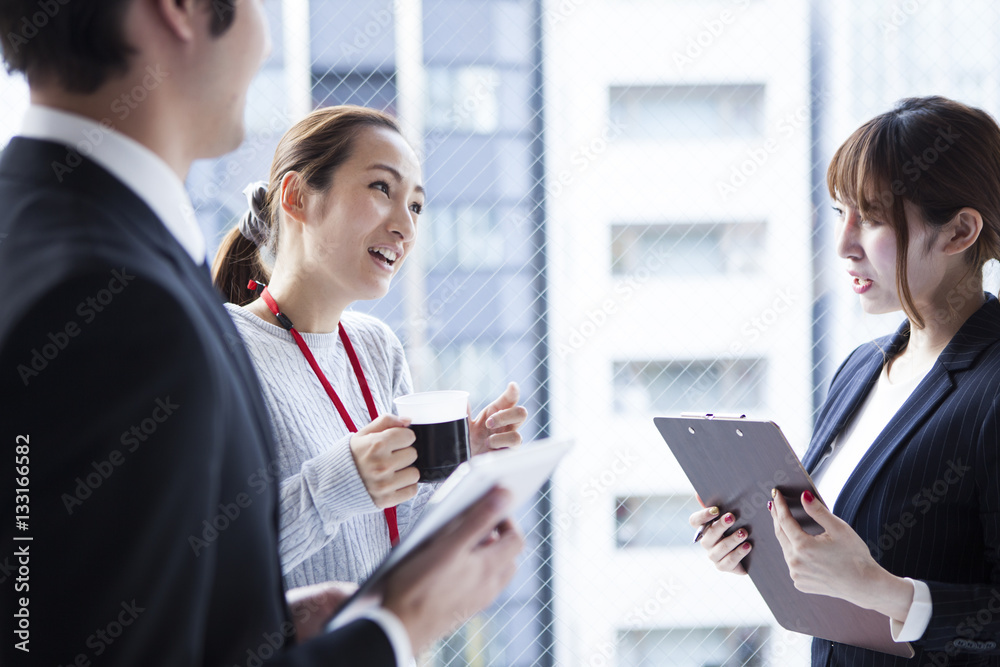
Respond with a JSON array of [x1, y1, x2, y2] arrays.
[[369, 164, 425, 195]]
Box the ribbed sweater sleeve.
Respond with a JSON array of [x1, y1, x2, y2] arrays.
[[225, 304, 438, 586], [278, 432, 376, 571]]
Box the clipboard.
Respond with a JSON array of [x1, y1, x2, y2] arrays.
[[654, 414, 914, 659], [326, 437, 573, 630]]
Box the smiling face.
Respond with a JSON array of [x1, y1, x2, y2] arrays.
[[299, 126, 424, 303], [834, 199, 946, 318]]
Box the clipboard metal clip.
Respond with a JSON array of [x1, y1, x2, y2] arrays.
[[679, 412, 747, 420]]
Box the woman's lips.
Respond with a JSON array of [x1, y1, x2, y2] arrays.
[[851, 276, 873, 294]]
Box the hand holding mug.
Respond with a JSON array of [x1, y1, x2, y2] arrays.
[[350, 414, 420, 508]]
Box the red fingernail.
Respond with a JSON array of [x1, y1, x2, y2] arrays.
[[803, 490, 814, 504], [742, 543, 751, 551], [767, 500, 772, 511], [724, 514, 734, 524], [736, 529, 746, 539]]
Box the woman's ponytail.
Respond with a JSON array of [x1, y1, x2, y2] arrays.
[[212, 181, 273, 305], [212, 226, 269, 305]]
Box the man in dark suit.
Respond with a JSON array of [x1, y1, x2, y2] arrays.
[[0, 1, 523, 665]]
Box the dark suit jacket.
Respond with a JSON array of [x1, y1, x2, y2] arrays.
[[802, 294, 1000, 667], [0, 137, 395, 666]]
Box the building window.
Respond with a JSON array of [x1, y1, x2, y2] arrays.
[[609, 84, 766, 141], [618, 627, 768, 667], [613, 359, 765, 414], [424, 204, 509, 271], [312, 70, 397, 114], [427, 66, 501, 133], [615, 495, 700, 548], [611, 222, 765, 277], [428, 342, 507, 405]]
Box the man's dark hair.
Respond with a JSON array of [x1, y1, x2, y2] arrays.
[[0, 0, 237, 94]]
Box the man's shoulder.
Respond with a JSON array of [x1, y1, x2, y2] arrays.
[[0, 171, 143, 254], [0, 175, 184, 326], [0, 136, 175, 266]]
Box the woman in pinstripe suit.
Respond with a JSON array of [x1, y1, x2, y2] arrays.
[[693, 96, 1000, 666]]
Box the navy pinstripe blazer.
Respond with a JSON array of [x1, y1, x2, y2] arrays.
[[801, 294, 1000, 667]]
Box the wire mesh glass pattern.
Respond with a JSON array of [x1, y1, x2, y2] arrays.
[[5, 1, 1000, 665]]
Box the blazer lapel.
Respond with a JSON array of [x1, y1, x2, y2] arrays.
[[832, 294, 1000, 525], [164, 231, 279, 463], [832, 366, 953, 523], [802, 324, 908, 473], [802, 358, 881, 472]]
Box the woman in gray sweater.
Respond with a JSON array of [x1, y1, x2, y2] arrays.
[[212, 105, 527, 588]]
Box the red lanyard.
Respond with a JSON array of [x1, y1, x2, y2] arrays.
[[256, 284, 399, 546]]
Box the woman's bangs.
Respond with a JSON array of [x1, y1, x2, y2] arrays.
[[827, 121, 896, 223]]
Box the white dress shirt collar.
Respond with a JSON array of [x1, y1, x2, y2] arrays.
[[18, 105, 206, 264]]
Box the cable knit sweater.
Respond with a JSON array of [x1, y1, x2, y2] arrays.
[[225, 303, 437, 588]]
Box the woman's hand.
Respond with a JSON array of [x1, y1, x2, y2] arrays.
[[689, 506, 752, 575], [770, 489, 913, 622], [350, 415, 420, 509], [469, 382, 528, 456]]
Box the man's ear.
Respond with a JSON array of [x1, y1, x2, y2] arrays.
[[280, 172, 309, 225], [942, 207, 983, 256], [151, 0, 200, 42]]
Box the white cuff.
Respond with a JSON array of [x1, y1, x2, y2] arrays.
[[890, 578, 932, 642], [361, 607, 414, 666]]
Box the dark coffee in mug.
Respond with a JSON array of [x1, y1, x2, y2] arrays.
[[409, 419, 470, 482], [394, 390, 471, 482]]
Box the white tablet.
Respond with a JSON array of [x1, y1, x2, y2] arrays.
[[327, 437, 573, 629]]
